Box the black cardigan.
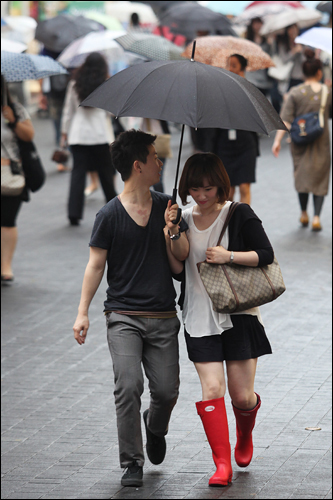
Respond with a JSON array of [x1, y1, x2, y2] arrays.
[[177, 203, 274, 309]]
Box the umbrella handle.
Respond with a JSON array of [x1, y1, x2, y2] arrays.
[[171, 188, 182, 225]]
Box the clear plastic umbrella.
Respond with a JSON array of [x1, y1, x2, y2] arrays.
[[295, 27, 332, 54]]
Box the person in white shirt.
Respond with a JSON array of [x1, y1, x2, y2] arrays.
[[61, 53, 117, 226]]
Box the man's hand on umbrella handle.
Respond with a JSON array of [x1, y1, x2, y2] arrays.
[[73, 313, 89, 345], [165, 200, 182, 230]]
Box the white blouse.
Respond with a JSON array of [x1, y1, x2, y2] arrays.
[[61, 80, 115, 146], [182, 203, 262, 338]]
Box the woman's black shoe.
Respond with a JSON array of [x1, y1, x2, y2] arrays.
[[143, 409, 166, 465], [69, 217, 80, 226], [121, 461, 143, 487]]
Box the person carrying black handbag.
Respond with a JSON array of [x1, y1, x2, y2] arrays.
[[1, 75, 35, 284]]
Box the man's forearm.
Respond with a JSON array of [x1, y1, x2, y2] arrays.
[[170, 233, 189, 261], [78, 263, 105, 315]]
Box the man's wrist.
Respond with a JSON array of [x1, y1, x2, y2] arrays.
[[168, 226, 180, 236]]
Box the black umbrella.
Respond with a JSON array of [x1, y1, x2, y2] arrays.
[[35, 14, 104, 53], [158, 2, 237, 38], [316, 1, 332, 13], [81, 41, 287, 221], [132, 1, 190, 17]]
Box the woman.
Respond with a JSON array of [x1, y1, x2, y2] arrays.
[[1, 75, 34, 284], [272, 50, 332, 231], [61, 52, 117, 226], [165, 153, 273, 487], [271, 24, 305, 114], [245, 17, 274, 98], [214, 54, 259, 205]]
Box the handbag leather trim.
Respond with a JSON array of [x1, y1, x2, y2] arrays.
[[261, 267, 276, 300]]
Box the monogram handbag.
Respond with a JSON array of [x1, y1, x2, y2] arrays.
[[197, 203, 286, 314], [290, 85, 328, 146], [51, 148, 70, 164], [1, 141, 25, 196]]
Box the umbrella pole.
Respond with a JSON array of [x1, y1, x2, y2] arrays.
[[171, 39, 197, 224]]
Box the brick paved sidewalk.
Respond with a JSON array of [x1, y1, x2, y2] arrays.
[[1, 116, 332, 499]]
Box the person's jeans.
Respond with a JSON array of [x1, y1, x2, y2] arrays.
[[106, 313, 180, 468]]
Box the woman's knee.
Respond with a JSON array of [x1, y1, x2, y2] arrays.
[[230, 390, 256, 410], [202, 381, 225, 401]]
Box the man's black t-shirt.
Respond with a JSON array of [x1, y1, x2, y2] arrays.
[[89, 191, 187, 313]]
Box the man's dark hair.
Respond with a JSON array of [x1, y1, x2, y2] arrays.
[[110, 129, 157, 181]]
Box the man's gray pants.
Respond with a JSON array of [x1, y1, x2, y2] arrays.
[[106, 312, 180, 468]]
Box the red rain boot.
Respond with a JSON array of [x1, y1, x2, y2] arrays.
[[196, 397, 232, 487], [232, 393, 261, 468]]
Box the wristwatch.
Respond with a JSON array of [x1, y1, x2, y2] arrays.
[[230, 251, 234, 263], [168, 229, 181, 241]]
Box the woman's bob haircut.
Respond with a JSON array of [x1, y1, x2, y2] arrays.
[[179, 152, 230, 205]]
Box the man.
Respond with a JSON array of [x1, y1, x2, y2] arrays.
[[73, 129, 189, 487]]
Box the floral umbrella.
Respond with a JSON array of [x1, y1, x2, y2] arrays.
[[182, 36, 275, 71]]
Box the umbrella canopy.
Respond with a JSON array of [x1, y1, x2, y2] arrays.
[[84, 12, 124, 31], [81, 56, 286, 133], [35, 14, 104, 53], [158, 2, 237, 38], [1, 51, 68, 82], [260, 8, 323, 36], [182, 36, 275, 71], [1, 38, 27, 53], [316, 1, 332, 13], [137, 1, 189, 16], [57, 30, 127, 68], [295, 26, 332, 53], [246, 1, 303, 9], [115, 32, 184, 61], [81, 52, 286, 204], [2, 15, 37, 44], [233, 2, 304, 25]]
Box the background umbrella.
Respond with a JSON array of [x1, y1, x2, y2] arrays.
[[205, 1, 253, 16], [316, 1, 332, 13], [57, 30, 127, 68], [81, 41, 287, 218], [1, 51, 68, 82], [1, 38, 27, 53], [233, 2, 304, 26], [133, 1, 189, 17], [158, 2, 238, 38], [2, 15, 37, 44], [182, 36, 275, 71], [35, 14, 104, 53], [295, 26, 332, 53], [260, 8, 323, 35], [115, 32, 184, 61]]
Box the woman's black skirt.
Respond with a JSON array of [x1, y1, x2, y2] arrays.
[[185, 314, 272, 363]]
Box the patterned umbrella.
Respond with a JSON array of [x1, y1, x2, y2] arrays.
[[182, 36, 275, 71], [114, 32, 184, 61], [260, 8, 323, 36], [1, 51, 68, 82]]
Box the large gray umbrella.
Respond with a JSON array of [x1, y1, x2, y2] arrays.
[[158, 2, 237, 38], [35, 14, 103, 53], [81, 41, 286, 219]]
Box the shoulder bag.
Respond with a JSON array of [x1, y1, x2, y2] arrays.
[[197, 203, 286, 314], [146, 118, 172, 158], [1, 141, 25, 197], [17, 138, 46, 192], [290, 85, 328, 146]]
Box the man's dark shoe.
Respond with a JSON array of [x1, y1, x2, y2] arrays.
[[121, 461, 143, 487], [143, 409, 166, 465]]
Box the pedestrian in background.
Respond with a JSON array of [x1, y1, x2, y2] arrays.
[[270, 24, 305, 114], [272, 50, 332, 232], [61, 52, 117, 226], [72, 130, 189, 487], [1, 75, 34, 284], [245, 17, 274, 98], [214, 54, 260, 205], [166, 152, 273, 487]]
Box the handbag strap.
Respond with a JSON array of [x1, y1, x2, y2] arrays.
[[319, 84, 328, 128], [216, 202, 240, 247]]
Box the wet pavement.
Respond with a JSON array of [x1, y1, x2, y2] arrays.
[[1, 114, 332, 499]]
